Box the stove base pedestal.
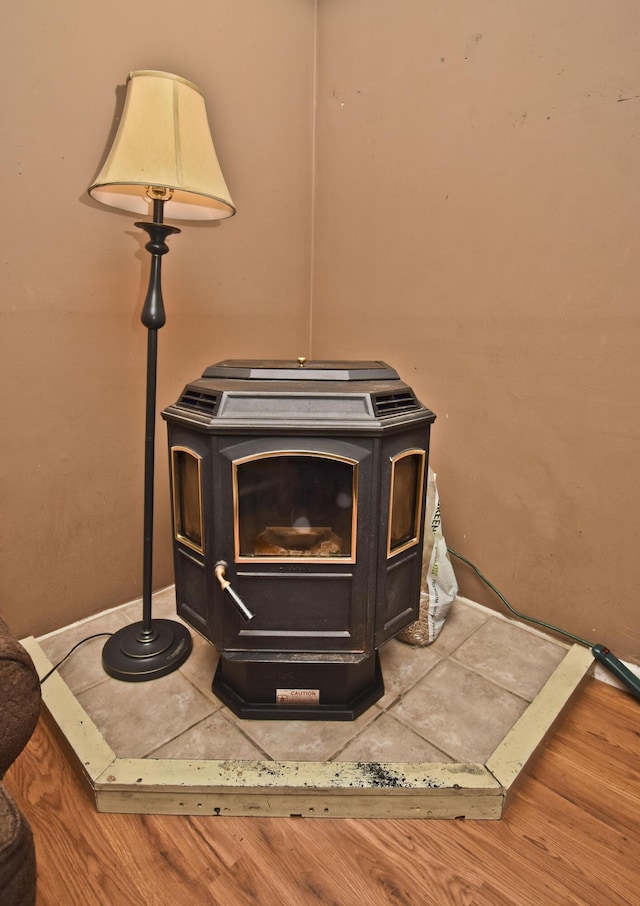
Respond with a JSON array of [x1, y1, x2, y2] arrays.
[[213, 652, 384, 721]]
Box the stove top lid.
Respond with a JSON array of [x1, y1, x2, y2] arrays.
[[202, 359, 400, 382]]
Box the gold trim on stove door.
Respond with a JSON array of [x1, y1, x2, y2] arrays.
[[387, 449, 426, 558], [171, 446, 205, 555]]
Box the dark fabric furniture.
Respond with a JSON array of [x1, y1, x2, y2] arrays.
[[0, 616, 41, 906]]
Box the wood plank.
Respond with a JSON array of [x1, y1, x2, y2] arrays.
[[91, 756, 502, 820], [5, 721, 246, 906], [527, 683, 640, 838], [458, 779, 638, 906]]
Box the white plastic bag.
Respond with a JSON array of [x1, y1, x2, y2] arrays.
[[398, 468, 458, 646]]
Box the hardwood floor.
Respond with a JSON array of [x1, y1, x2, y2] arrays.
[[5, 678, 639, 905]]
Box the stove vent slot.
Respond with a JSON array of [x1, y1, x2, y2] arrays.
[[372, 391, 420, 418], [177, 388, 220, 417]]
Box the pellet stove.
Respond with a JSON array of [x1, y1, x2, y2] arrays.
[[162, 359, 435, 719]]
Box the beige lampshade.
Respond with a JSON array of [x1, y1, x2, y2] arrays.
[[88, 70, 235, 221]]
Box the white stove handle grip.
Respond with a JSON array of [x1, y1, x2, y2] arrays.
[[214, 561, 255, 623]]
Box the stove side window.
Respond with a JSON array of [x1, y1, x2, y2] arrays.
[[171, 447, 204, 554], [387, 449, 426, 557], [234, 453, 357, 562]]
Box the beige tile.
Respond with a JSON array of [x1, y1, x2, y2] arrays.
[[77, 671, 216, 758], [336, 712, 453, 763], [38, 610, 133, 694], [377, 639, 441, 708], [426, 598, 490, 656], [226, 707, 379, 762], [150, 712, 266, 760], [390, 659, 529, 763], [452, 617, 568, 701], [178, 634, 221, 705]]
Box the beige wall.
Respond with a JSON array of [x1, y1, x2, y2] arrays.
[[2, 2, 639, 664], [313, 1, 640, 661], [1, 0, 315, 637]]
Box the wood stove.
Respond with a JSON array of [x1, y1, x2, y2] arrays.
[[162, 360, 435, 719]]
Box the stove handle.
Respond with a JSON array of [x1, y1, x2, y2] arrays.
[[214, 561, 255, 623]]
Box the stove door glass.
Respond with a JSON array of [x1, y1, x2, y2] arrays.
[[171, 447, 204, 553], [235, 453, 356, 561], [388, 449, 426, 556]]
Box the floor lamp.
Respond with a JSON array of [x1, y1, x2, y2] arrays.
[[87, 70, 236, 681]]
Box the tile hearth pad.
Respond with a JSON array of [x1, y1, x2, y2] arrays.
[[25, 591, 593, 819]]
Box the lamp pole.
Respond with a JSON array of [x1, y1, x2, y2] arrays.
[[137, 196, 179, 639], [101, 196, 192, 680]]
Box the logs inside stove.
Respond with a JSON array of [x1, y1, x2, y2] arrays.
[[162, 360, 435, 719]]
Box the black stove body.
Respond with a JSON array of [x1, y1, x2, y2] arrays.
[[162, 360, 435, 719]]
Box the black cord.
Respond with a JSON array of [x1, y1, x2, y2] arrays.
[[447, 548, 591, 648], [39, 633, 113, 685]]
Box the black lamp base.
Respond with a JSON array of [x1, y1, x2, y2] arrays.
[[102, 619, 192, 682]]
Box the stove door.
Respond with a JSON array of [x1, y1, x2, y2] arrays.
[[215, 437, 375, 655]]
